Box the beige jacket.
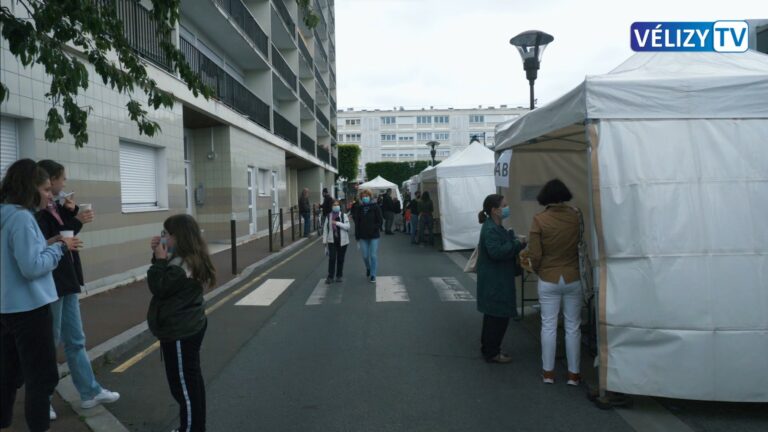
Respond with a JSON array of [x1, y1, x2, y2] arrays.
[[528, 204, 580, 284]]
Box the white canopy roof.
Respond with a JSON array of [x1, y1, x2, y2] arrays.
[[359, 175, 401, 201], [495, 51, 768, 151], [420, 143, 495, 182]]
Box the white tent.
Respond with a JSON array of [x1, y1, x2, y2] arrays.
[[494, 51, 768, 402], [419, 143, 496, 250], [358, 175, 402, 202]]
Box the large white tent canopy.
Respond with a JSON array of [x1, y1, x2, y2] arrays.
[[358, 175, 402, 202], [494, 51, 768, 402]]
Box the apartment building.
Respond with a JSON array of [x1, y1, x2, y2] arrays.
[[336, 106, 527, 180], [0, 0, 338, 288]]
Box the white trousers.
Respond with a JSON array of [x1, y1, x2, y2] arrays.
[[538, 276, 582, 373]]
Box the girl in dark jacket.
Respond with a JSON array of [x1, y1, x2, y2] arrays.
[[353, 189, 383, 282], [148, 214, 216, 432], [476, 194, 525, 363]]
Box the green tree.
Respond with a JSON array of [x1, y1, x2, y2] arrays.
[[0, 0, 318, 149], [337, 144, 361, 181], [365, 161, 431, 187]]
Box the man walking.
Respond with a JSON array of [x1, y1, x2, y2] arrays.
[[382, 189, 395, 235], [320, 188, 334, 236], [409, 191, 421, 244], [299, 188, 311, 237]]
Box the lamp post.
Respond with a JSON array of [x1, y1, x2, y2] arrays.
[[470, 132, 486, 147], [509, 30, 554, 110], [426, 140, 440, 166]]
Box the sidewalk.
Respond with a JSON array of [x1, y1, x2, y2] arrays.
[[0, 226, 310, 432]]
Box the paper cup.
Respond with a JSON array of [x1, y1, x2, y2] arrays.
[[79, 203, 92, 211], [60, 230, 74, 238]]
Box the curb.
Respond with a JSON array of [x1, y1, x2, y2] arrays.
[[55, 235, 319, 432]]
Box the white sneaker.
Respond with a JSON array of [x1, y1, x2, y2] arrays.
[[49, 404, 57, 420], [81, 389, 120, 409]]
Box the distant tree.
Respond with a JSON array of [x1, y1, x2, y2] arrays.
[[296, 0, 320, 29], [337, 144, 361, 181]]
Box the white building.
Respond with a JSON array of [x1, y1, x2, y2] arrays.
[[336, 106, 527, 180], [1, 0, 337, 287]]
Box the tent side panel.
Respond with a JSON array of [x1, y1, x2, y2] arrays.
[[438, 175, 496, 251]]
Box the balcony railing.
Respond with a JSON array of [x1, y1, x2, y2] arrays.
[[331, 155, 337, 168], [316, 108, 329, 131], [299, 83, 314, 111], [272, 45, 297, 90], [273, 0, 296, 37], [330, 124, 337, 139], [314, 35, 328, 65], [273, 110, 298, 145], [181, 37, 270, 130], [213, 0, 269, 58], [329, 38, 335, 62], [115, 0, 172, 71], [298, 36, 313, 68], [317, 145, 330, 163], [314, 67, 328, 97], [329, 68, 336, 89], [300, 132, 315, 155], [330, 96, 336, 113]]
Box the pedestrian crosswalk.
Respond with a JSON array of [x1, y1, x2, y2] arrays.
[[234, 276, 476, 307]]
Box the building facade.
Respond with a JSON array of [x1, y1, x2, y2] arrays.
[[0, 0, 338, 288], [336, 106, 527, 180]]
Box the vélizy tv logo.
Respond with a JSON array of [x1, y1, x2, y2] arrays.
[[631, 21, 749, 52]]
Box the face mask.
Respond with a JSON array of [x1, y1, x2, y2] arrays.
[[332, 206, 340, 213], [362, 197, 371, 204], [501, 206, 511, 219]]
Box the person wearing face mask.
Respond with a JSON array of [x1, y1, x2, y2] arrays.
[[475, 194, 525, 364], [322, 200, 350, 284], [0, 159, 78, 432], [528, 179, 583, 386], [352, 189, 383, 283]]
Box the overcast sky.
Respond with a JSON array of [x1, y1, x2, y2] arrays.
[[334, 0, 763, 110]]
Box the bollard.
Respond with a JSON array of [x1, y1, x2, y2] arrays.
[[268, 209, 273, 252], [290, 206, 295, 242], [279, 208, 284, 248], [230, 214, 237, 275]]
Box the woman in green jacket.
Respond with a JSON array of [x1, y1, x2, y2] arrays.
[[476, 194, 525, 363]]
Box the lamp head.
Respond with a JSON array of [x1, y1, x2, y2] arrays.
[[509, 30, 554, 82]]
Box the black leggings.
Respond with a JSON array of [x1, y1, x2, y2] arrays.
[[328, 242, 348, 278], [480, 314, 510, 359], [160, 323, 207, 432]]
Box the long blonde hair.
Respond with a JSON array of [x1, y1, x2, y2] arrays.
[[164, 214, 217, 288]]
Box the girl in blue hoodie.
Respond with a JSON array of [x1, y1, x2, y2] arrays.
[[0, 159, 79, 432]]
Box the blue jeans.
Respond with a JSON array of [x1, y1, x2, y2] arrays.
[[358, 238, 379, 278], [301, 212, 310, 237], [50, 294, 102, 400], [410, 214, 419, 243]]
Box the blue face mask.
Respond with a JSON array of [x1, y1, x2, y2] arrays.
[[332, 206, 340, 213], [362, 197, 371, 204], [501, 206, 510, 219]]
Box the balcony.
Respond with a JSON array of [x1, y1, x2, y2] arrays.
[[212, 0, 269, 58], [115, 0, 172, 71], [272, 0, 296, 37], [272, 45, 297, 91], [299, 83, 314, 111], [314, 66, 328, 99], [273, 110, 298, 145], [317, 145, 330, 163], [329, 68, 336, 90], [331, 155, 337, 168], [316, 108, 329, 131], [330, 95, 336, 113], [298, 36, 313, 69], [314, 33, 329, 67], [300, 132, 316, 155], [180, 37, 271, 130]]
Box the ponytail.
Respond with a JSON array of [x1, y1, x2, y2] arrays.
[[479, 194, 504, 224], [478, 210, 488, 224]]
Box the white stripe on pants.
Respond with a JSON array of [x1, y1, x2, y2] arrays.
[[176, 341, 192, 432], [538, 276, 582, 373]]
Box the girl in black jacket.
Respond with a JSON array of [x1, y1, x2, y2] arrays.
[[353, 189, 383, 282], [148, 214, 216, 432]]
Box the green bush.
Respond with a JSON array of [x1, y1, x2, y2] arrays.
[[338, 145, 361, 181]]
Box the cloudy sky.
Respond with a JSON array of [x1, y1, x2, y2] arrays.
[[334, 0, 763, 110]]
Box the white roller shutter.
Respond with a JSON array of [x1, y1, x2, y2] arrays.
[[1, 117, 19, 180], [119, 142, 158, 209]]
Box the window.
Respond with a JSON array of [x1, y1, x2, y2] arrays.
[[434, 115, 449, 124], [438, 150, 451, 157], [0, 116, 19, 179], [398, 135, 414, 142], [120, 142, 161, 211], [417, 132, 432, 141], [345, 119, 361, 126], [381, 116, 396, 125], [346, 133, 361, 142], [434, 132, 449, 140], [258, 169, 269, 195], [469, 115, 484, 123], [416, 116, 431, 124], [380, 134, 396, 141]]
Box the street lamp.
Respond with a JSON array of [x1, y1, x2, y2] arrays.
[[470, 133, 486, 146], [509, 30, 554, 110], [426, 140, 440, 166]]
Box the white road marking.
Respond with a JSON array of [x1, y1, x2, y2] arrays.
[[306, 279, 342, 305], [235, 279, 294, 306], [375, 276, 410, 302], [430, 277, 474, 301], [446, 252, 476, 281]]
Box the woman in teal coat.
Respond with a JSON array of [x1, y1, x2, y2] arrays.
[[476, 194, 525, 363]]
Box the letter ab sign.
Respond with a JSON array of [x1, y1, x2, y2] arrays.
[[495, 150, 512, 188]]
